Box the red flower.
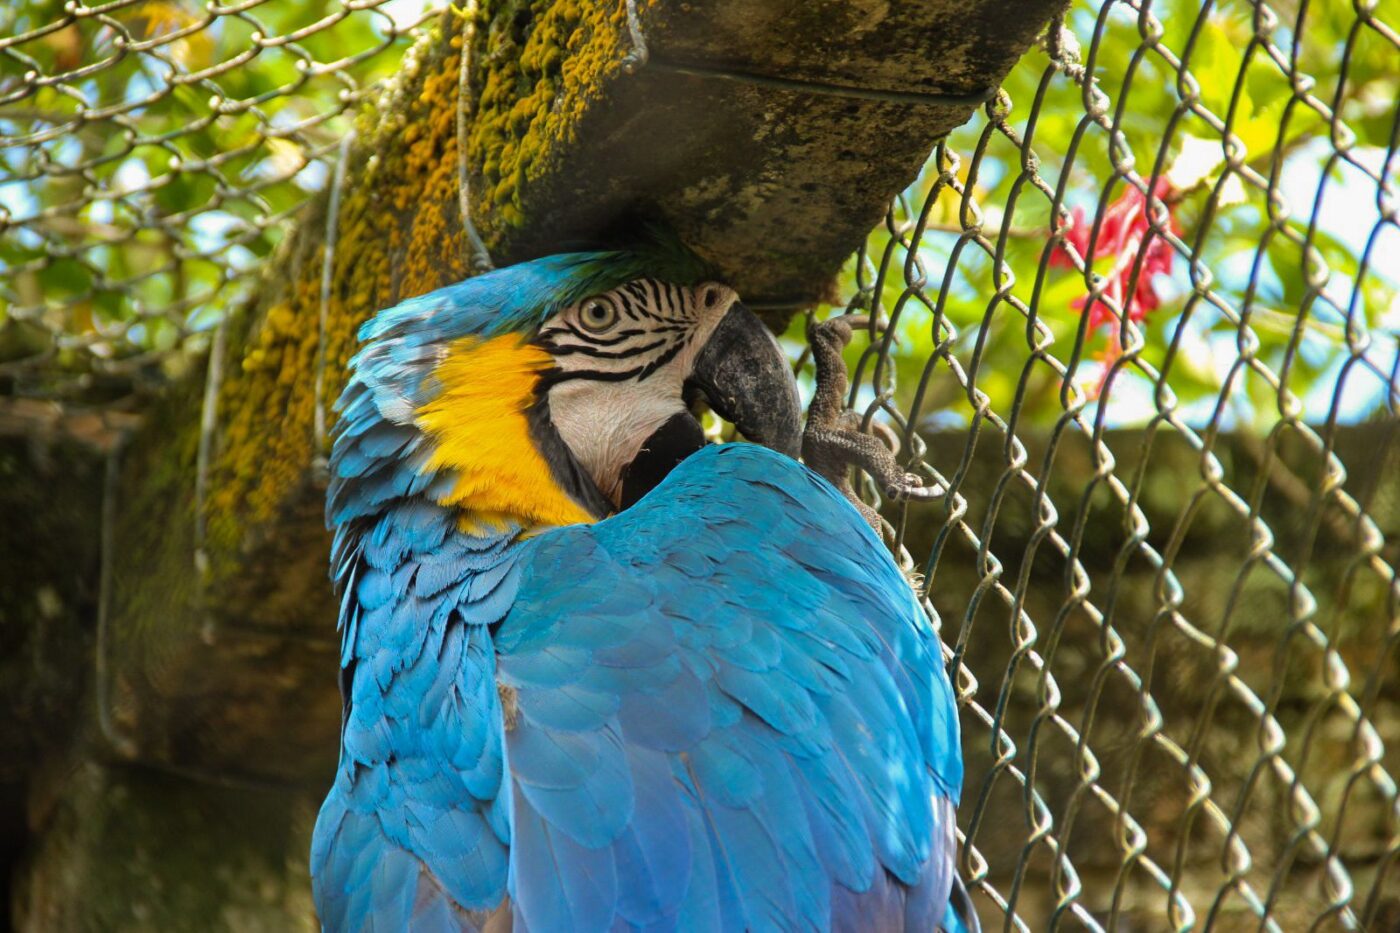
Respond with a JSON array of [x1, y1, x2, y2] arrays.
[[1052, 179, 1180, 331]]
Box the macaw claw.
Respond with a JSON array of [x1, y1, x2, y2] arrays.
[[801, 315, 940, 539]]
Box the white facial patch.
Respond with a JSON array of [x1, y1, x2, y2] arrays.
[[540, 280, 734, 505], [548, 378, 689, 503]]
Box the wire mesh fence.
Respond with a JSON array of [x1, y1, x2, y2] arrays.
[[809, 2, 1400, 928], [0, 0, 431, 398], [3, 0, 1398, 930]]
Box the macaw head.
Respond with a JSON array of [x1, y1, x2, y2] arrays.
[[333, 243, 801, 532]]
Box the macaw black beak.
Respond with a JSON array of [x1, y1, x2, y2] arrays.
[[686, 301, 802, 460], [619, 300, 801, 510]]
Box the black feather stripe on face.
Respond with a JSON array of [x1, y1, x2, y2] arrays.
[[545, 338, 670, 360], [525, 393, 614, 519], [531, 277, 703, 389]]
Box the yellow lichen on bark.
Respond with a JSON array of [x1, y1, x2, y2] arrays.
[[204, 34, 469, 558], [467, 0, 638, 230]]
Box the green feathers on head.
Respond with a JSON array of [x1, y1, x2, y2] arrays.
[[543, 228, 716, 318]]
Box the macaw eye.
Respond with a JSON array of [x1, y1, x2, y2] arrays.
[[578, 299, 618, 333]]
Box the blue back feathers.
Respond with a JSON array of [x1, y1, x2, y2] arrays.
[[496, 444, 965, 932], [313, 441, 969, 931]]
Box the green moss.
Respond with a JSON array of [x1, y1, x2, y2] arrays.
[[16, 763, 316, 932], [467, 0, 636, 230], [204, 26, 464, 557]]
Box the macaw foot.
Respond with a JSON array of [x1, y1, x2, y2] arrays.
[[801, 315, 940, 540]]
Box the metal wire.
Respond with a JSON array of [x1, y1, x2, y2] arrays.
[[3, 0, 1398, 929], [819, 2, 1400, 928], [0, 0, 436, 399]]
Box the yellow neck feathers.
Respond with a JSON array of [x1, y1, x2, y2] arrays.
[[416, 334, 596, 532]]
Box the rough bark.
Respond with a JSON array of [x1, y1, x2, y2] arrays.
[[13, 761, 316, 932], [0, 413, 109, 922]]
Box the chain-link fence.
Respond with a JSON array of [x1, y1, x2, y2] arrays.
[[0, 0, 431, 399], [810, 2, 1399, 928], [4, 0, 1398, 929]]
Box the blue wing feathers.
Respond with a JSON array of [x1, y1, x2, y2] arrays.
[[457, 561, 522, 626], [511, 800, 618, 933], [615, 665, 711, 752], [489, 444, 965, 932], [515, 682, 620, 733], [515, 730, 633, 848], [508, 726, 605, 790], [791, 753, 875, 889], [610, 746, 692, 925], [711, 659, 820, 738], [315, 493, 517, 926], [315, 443, 967, 931]]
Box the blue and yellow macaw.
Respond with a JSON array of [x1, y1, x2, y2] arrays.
[[310, 242, 977, 932]]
